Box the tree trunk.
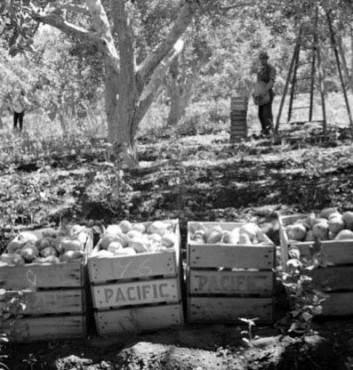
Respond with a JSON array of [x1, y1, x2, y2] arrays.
[[337, 34, 353, 92], [167, 84, 183, 126], [104, 62, 120, 141], [167, 59, 183, 126], [166, 53, 203, 127], [104, 60, 139, 166], [351, 27, 353, 80]]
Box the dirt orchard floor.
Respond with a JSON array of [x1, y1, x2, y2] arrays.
[[1, 130, 353, 369], [4, 319, 353, 369]]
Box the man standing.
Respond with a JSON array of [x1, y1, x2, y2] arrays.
[[254, 50, 276, 136]]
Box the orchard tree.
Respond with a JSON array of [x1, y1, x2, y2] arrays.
[[165, 34, 211, 126], [2, 0, 235, 164]]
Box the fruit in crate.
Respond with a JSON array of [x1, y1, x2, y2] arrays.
[[221, 230, 239, 244], [312, 222, 329, 240], [148, 221, 172, 236], [20, 243, 39, 262], [239, 234, 252, 245], [285, 224, 307, 242], [56, 237, 82, 253], [100, 234, 120, 250], [284, 208, 353, 242], [129, 236, 149, 253], [319, 207, 338, 219], [131, 223, 146, 233], [38, 255, 60, 264], [239, 223, 260, 242], [335, 229, 353, 240], [107, 241, 123, 254], [0, 225, 89, 266], [189, 222, 206, 234], [161, 232, 178, 248], [342, 211, 353, 230], [206, 231, 222, 244], [60, 250, 84, 262], [189, 222, 271, 245], [328, 216, 345, 235], [95, 220, 177, 256], [105, 225, 123, 236], [40, 246, 58, 258], [119, 220, 132, 233]]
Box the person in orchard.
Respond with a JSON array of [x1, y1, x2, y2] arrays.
[[12, 86, 30, 132], [252, 50, 276, 137]]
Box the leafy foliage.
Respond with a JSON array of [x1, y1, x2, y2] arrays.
[[279, 242, 328, 336]]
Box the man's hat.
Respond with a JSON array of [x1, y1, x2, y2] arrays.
[[259, 50, 269, 59]]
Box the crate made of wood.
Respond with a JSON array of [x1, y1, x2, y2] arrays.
[[0, 229, 92, 342], [280, 214, 353, 316], [88, 220, 184, 335], [187, 222, 275, 324]]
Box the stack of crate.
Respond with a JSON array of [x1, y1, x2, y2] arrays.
[[88, 220, 184, 335], [230, 96, 248, 142], [0, 228, 92, 342], [280, 214, 353, 316], [186, 222, 275, 323]]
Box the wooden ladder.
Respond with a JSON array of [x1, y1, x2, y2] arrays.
[[275, 7, 353, 135]]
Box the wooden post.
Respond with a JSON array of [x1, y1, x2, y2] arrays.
[[275, 26, 302, 133], [326, 11, 353, 134], [315, 28, 327, 135], [309, 7, 318, 122], [287, 35, 302, 123]]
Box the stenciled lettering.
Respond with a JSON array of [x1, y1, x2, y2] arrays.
[[104, 288, 114, 303], [127, 287, 135, 301], [159, 283, 169, 298], [101, 281, 173, 306], [115, 288, 126, 303], [142, 285, 151, 300], [195, 273, 270, 293]]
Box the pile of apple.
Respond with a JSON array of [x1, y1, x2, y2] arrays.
[[284, 207, 353, 242], [0, 225, 90, 266], [92, 220, 178, 257], [188, 222, 272, 245]]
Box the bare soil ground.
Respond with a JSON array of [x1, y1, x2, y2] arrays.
[[1, 130, 353, 369]]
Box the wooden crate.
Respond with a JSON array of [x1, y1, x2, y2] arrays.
[[88, 220, 184, 335], [187, 222, 275, 324], [0, 228, 92, 342], [230, 96, 248, 142], [280, 214, 353, 316]]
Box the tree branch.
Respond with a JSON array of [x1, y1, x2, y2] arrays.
[[33, 13, 97, 43], [62, 4, 91, 16], [85, 0, 120, 74], [220, 1, 257, 11], [136, 1, 198, 82], [47, 1, 91, 16], [134, 39, 185, 133]]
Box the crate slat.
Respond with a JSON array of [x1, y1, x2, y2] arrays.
[[0, 262, 83, 289], [188, 297, 273, 323], [88, 251, 177, 283], [95, 303, 183, 335], [0, 289, 84, 315], [91, 277, 180, 309], [1, 315, 86, 342], [189, 270, 273, 296], [280, 214, 353, 265], [287, 242, 353, 266], [322, 292, 353, 316], [310, 266, 353, 291], [189, 245, 274, 269]]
